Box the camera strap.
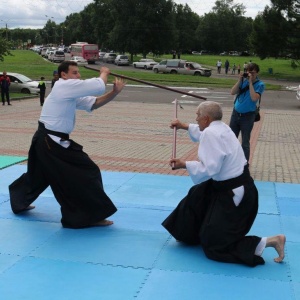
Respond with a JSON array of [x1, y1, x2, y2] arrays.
[[234, 80, 260, 104]]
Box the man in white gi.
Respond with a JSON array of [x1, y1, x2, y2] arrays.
[[162, 101, 285, 266], [9, 61, 125, 228]]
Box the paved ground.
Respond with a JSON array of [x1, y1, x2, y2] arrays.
[[1, 90, 300, 183], [1, 88, 300, 300]]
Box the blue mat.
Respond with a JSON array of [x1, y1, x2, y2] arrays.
[[0, 165, 299, 300]]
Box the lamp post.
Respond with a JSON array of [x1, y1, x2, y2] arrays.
[[0, 19, 9, 40], [60, 26, 67, 46]]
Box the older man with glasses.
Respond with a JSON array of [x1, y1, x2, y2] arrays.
[[229, 63, 265, 162]]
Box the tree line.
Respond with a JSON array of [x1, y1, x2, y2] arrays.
[[0, 0, 299, 66]]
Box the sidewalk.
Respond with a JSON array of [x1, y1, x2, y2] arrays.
[[1, 96, 300, 183]]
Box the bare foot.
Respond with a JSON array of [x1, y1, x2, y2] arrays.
[[19, 205, 35, 212], [24, 205, 35, 211], [92, 219, 114, 226], [266, 234, 286, 263]]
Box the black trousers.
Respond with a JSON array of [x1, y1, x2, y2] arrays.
[[1, 89, 10, 104], [39, 91, 46, 105], [162, 169, 264, 267], [9, 122, 117, 228]]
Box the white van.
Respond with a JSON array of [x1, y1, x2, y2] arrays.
[[40, 47, 49, 57], [49, 50, 65, 63]]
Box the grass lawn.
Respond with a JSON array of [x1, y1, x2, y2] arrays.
[[2, 50, 299, 96]]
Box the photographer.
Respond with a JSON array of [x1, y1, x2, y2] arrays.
[[229, 63, 265, 162]]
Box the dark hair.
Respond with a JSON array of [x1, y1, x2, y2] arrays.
[[58, 61, 78, 78], [247, 63, 260, 73]]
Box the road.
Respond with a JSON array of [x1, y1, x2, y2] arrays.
[[99, 84, 298, 111], [46, 56, 299, 111]]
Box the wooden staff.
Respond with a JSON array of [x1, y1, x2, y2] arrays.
[[172, 99, 178, 170], [84, 65, 207, 100]]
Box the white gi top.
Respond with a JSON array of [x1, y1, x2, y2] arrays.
[[39, 77, 105, 134], [186, 121, 247, 206]]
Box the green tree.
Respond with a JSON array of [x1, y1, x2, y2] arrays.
[[173, 3, 201, 53], [196, 0, 251, 53], [63, 13, 83, 45], [93, 0, 115, 49], [108, 0, 175, 58], [0, 36, 12, 61], [249, 7, 288, 59], [78, 3, 98, 43], [249, 0, 300, 65]]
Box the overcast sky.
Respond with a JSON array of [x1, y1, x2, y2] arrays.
[[1, 0, 270, 29]]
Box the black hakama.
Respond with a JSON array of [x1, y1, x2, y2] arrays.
[[9, 122, 117, 228], [162, 167, 264, 267]]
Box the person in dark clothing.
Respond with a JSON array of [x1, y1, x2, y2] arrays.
[[162, 101, 286, 267], [9, 61, 126, 228], [1, 71, 11, 105], [225, 59, 230, 74], [51, 72, 59, 88], [38, 77, 46, 106]]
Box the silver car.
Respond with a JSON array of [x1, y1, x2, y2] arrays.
[[114, 55, 129, 66], [153, 59, 212, 77], [49, 50, 65, 63], [0, 72, 39, 94], [296, 85, 300, 101], [103, 53, 117, 63], [99, 51, 106, 61], [133, 59, 157, 69]]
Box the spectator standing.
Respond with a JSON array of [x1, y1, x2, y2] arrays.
[[216, 60, 222, 74], [1, 71, 11, 105], [232, 63, 236, 74], [38, 77, 46, 106], [237, 64, 241, 74], [225, 59, 230, 74], [243, 62, 248, 72], [229, 63, 265, 162], [51, 72, 59, 89]]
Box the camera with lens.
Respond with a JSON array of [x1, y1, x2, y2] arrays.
[[242, 72, 248, 78]]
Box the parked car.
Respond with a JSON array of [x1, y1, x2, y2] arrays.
[[40, 47, 49, 57], [114, 55, 130, 66], [133, 59, 157, 70], [99, 51, 106, 61], [102, 53, 117, 63], [240, 51, 250, 56], [153, 59, 212, 77], [69, 56, 88, 66], [48, 50, 65, 63], [47, 51, 54, 60], [192, 51, 201, 55], [296, 85, 300, 101], [229, 51, 239, 56], [0, 72, 39, 94], [220, 51, 227, 56], [45, 47, 56, 58]]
